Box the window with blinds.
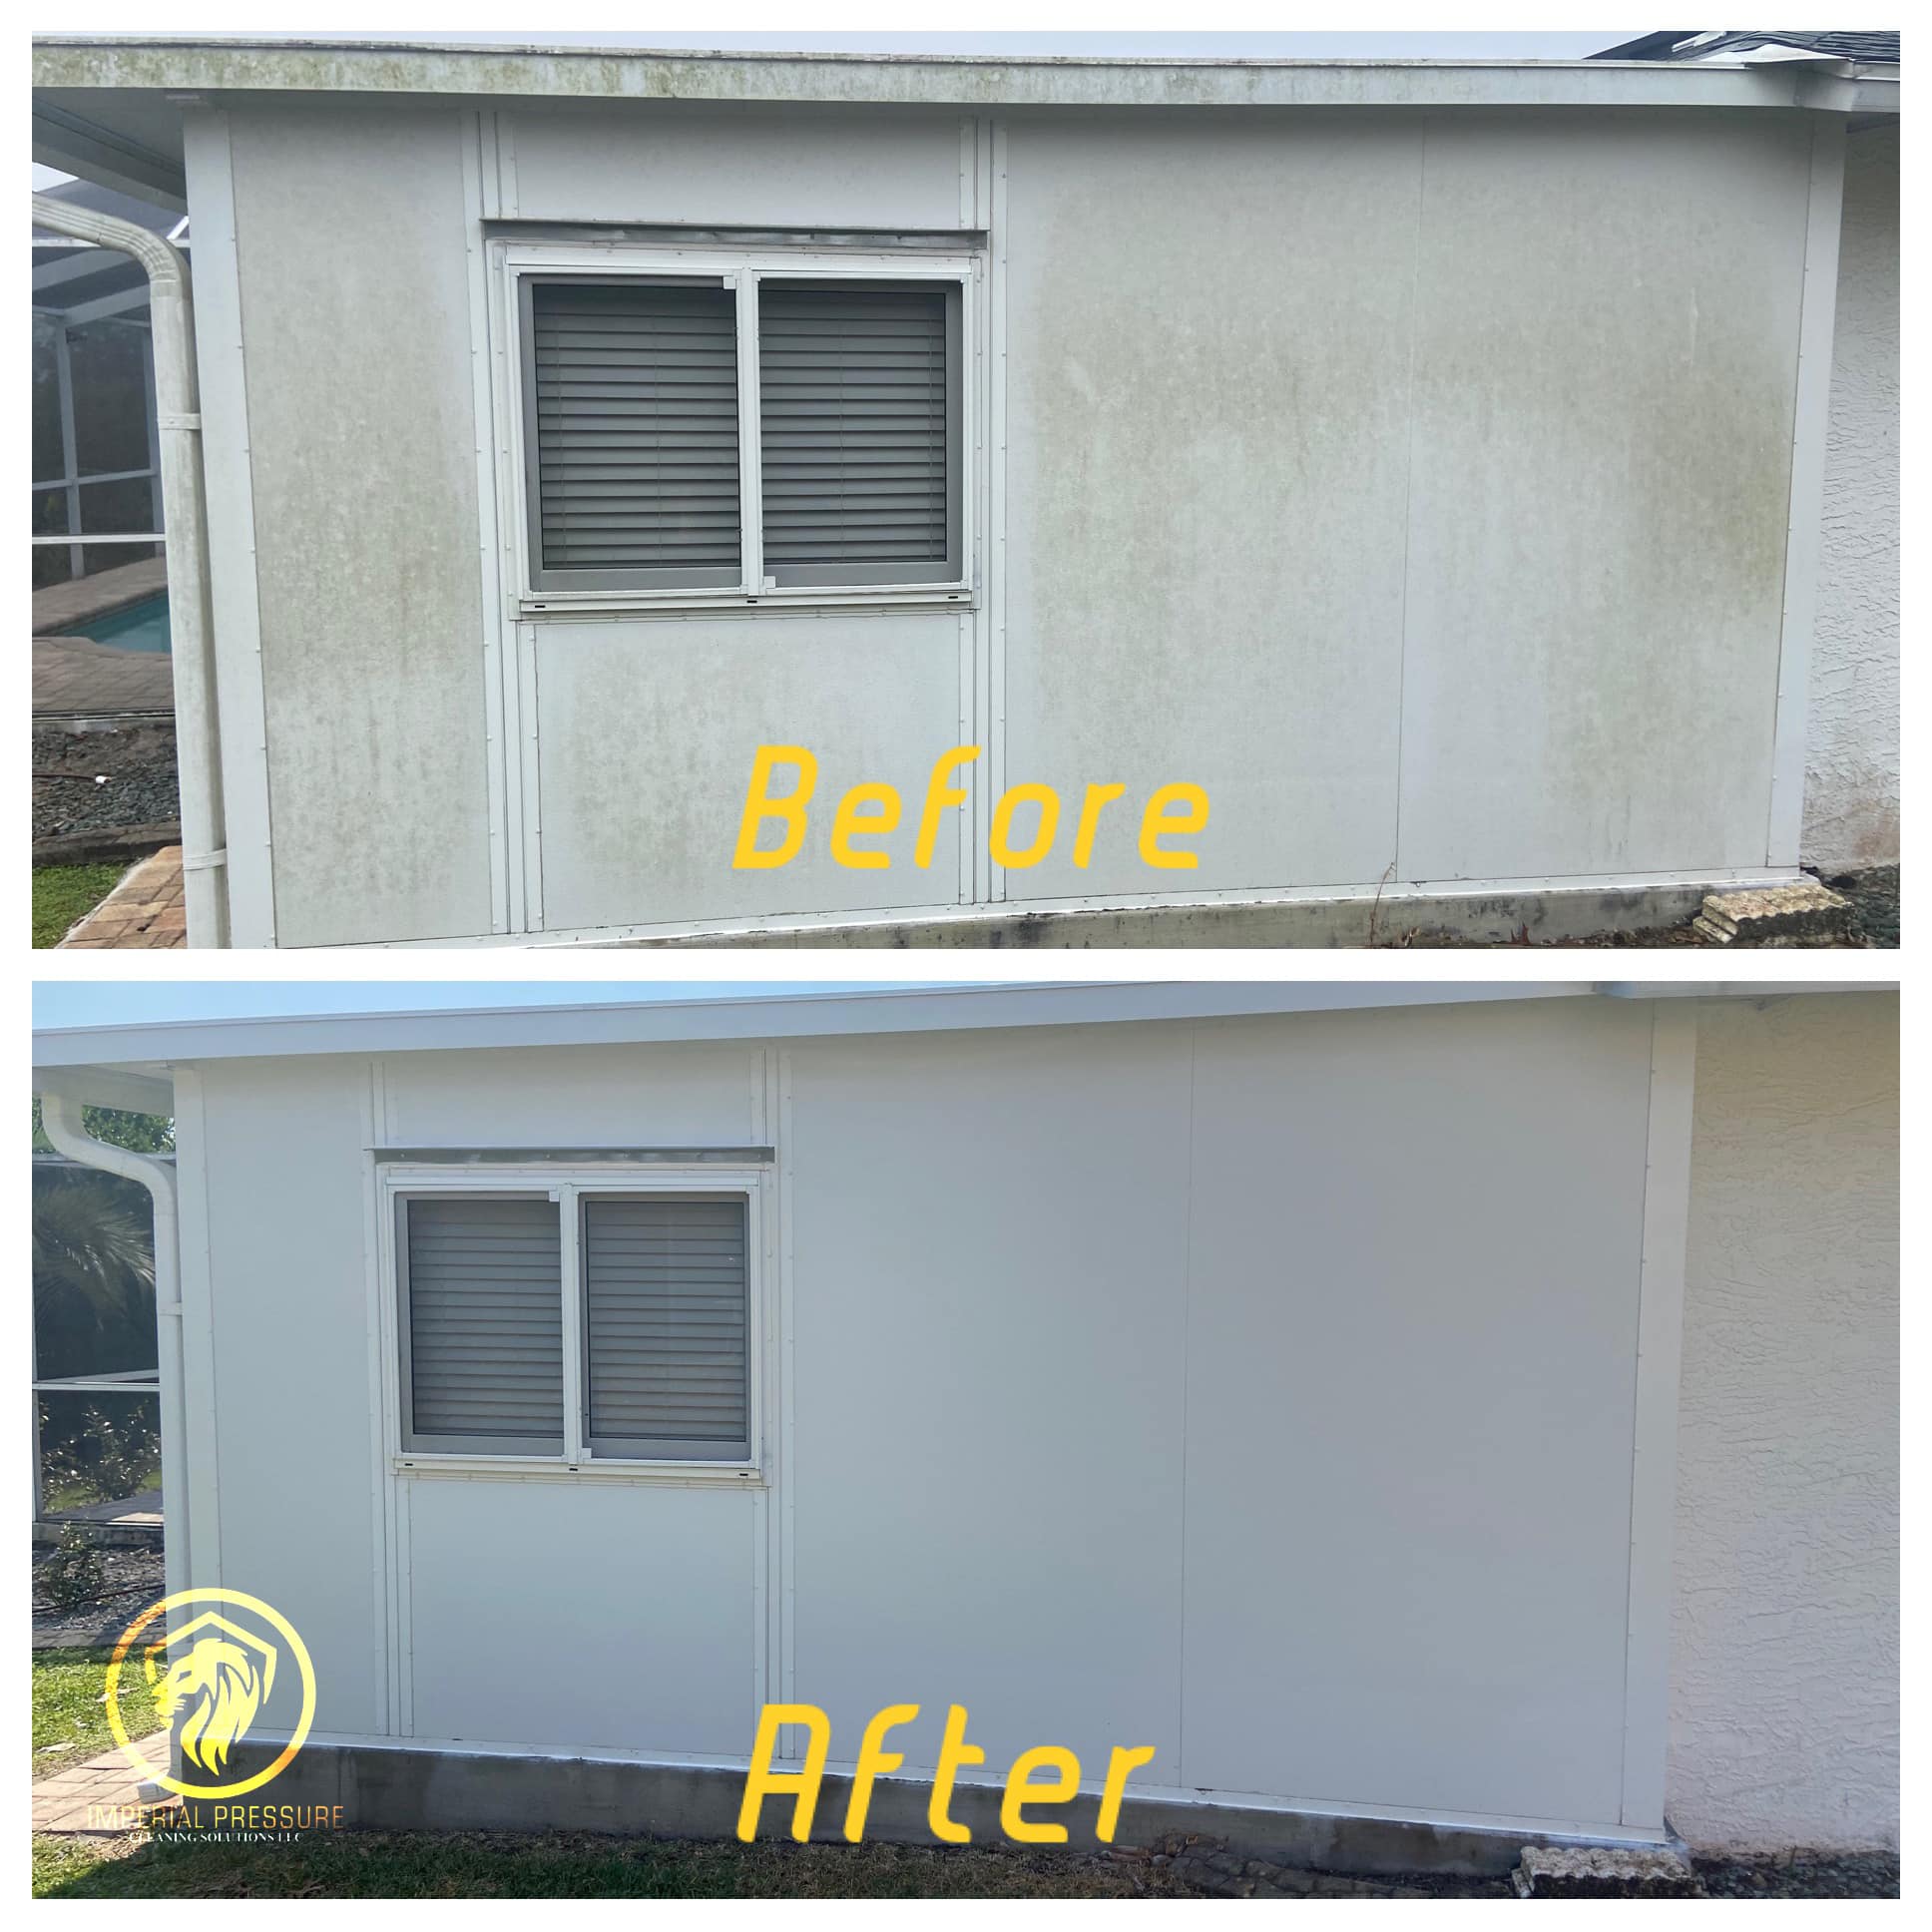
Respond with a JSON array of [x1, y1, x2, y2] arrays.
[[402, 1196, 564, 1452], [517, 264, 963, 598], [524, 278, 742, 590], [583, 1197, 749, 1459], [756, 281, 958, 587]]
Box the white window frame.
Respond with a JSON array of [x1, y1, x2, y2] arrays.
[[378, 1161, 767, 1485], [493, 239, 978, 618]]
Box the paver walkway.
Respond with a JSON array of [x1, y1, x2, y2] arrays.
[[43, 1488, 165, 1533], [34, 557, 174, 716], [58, 846, 187, 949], [35, 637, 175, 717], [33, 1732, 175, 1836], [33, 556, 169, 636]]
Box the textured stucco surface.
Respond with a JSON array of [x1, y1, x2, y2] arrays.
[[1671, 993, 1898, 1849], [1803, 125, 1899, 870]]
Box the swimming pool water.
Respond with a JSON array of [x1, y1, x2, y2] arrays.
[[72, 592, 172, 655]]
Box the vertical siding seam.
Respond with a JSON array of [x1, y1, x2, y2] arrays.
[[174, 1069, 223, 1585], [776, 1049, 797, 1755], [185, 108, 276, 946], [1615, 1009, 1657, 1823], [1391, 123, 1428, 885], [1620, 1003, 1695, 1831], [361, 1060, 382, 1724], [987, 119, 1010, 902], [1764, 115, 1848, 869], [462, 111, 513, 935], [1176, 1023, 1199, 1785]]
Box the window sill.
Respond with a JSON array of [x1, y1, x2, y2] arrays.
[[519, 585, 975, 623], [394, 1453, 762, 1488]]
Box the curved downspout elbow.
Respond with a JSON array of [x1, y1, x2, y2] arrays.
[[33, 194, 229, 947], [38, 1093, 191, 1616]]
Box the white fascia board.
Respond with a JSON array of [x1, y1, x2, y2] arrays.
[[29, 39, 1900, 116], [31, 981, 1599, 1071], [33, 981, 1892, 1096], [1599, 981, 1895, 1000]]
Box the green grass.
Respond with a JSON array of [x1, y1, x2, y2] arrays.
[[31, 1648, 125, 1773], [33, 1836, 114, 1896], [32, 1829, 1151, 1900], [32, 862, 126, 947]]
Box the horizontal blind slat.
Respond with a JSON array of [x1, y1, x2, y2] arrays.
[[757, 282, 949, 575], [531, 280, 740, 576], [407, 1198, 562, 1440], [585, 1199, 748, 1449]]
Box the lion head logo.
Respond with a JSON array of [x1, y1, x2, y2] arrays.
[[142, 1612, 279, 1777]]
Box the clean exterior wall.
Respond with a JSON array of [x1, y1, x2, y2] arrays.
[[175, 1054, 388, 1740], [784, 1002, 1656, 1828], [185, 1040, 772, 1753], [1670, 991, 1899, 1851], [178, 999, 1898, 1845], [183, 1000, 1675, 1836], [1802, 123, 1900, 872]]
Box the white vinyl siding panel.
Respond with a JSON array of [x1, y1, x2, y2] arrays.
[[404, 1196, 564, 1451], [526, 279, 741, 588], [756, 281, 956, 585], [584, 1197, 750, 1458]]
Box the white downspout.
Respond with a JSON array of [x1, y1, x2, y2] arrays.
[[39, 1093, 191, 1616], [32, 195, 229, 948]]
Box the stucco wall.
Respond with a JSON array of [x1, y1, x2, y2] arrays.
[[1803, 125, 1900, 871], [1671, 992, 1899, 1849]]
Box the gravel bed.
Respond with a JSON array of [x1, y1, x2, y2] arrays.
[[32, 1541, 166, 1648], [1695, 1850, 1899, 1898], [33, 723, 180, 842]]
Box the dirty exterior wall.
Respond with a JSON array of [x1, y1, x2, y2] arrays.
[[503, 103, 972, 935], [191, 101, 496, 947], [1802, 123, 1900, 872], [182, 1000, 1686, 1836], [193, 98, 1830, 944], [1670, 992, 1899, 1851], [1004, 108, 1809, 899]]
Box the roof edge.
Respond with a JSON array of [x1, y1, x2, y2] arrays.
[[33, 982, 1597, 1072], [30, 978, 1892, 1078], [31, 38, 1900, 115]]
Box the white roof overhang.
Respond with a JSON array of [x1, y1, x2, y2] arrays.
[[33, 38, 1901, 206], [32, 979, 1893, 1110]]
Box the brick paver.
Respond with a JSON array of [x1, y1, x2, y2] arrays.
[[34, 637, 176, 717], [58, 846, 188, 949], [32, 1732, 175, 1837], [33, 557, 175, 717]]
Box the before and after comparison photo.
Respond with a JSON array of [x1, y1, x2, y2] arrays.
[[24, 14, 1902, 1912]]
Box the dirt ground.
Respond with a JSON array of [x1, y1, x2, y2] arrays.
[[1383, 865, 1898, 948], [32, 1825, 1901, 1901]]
